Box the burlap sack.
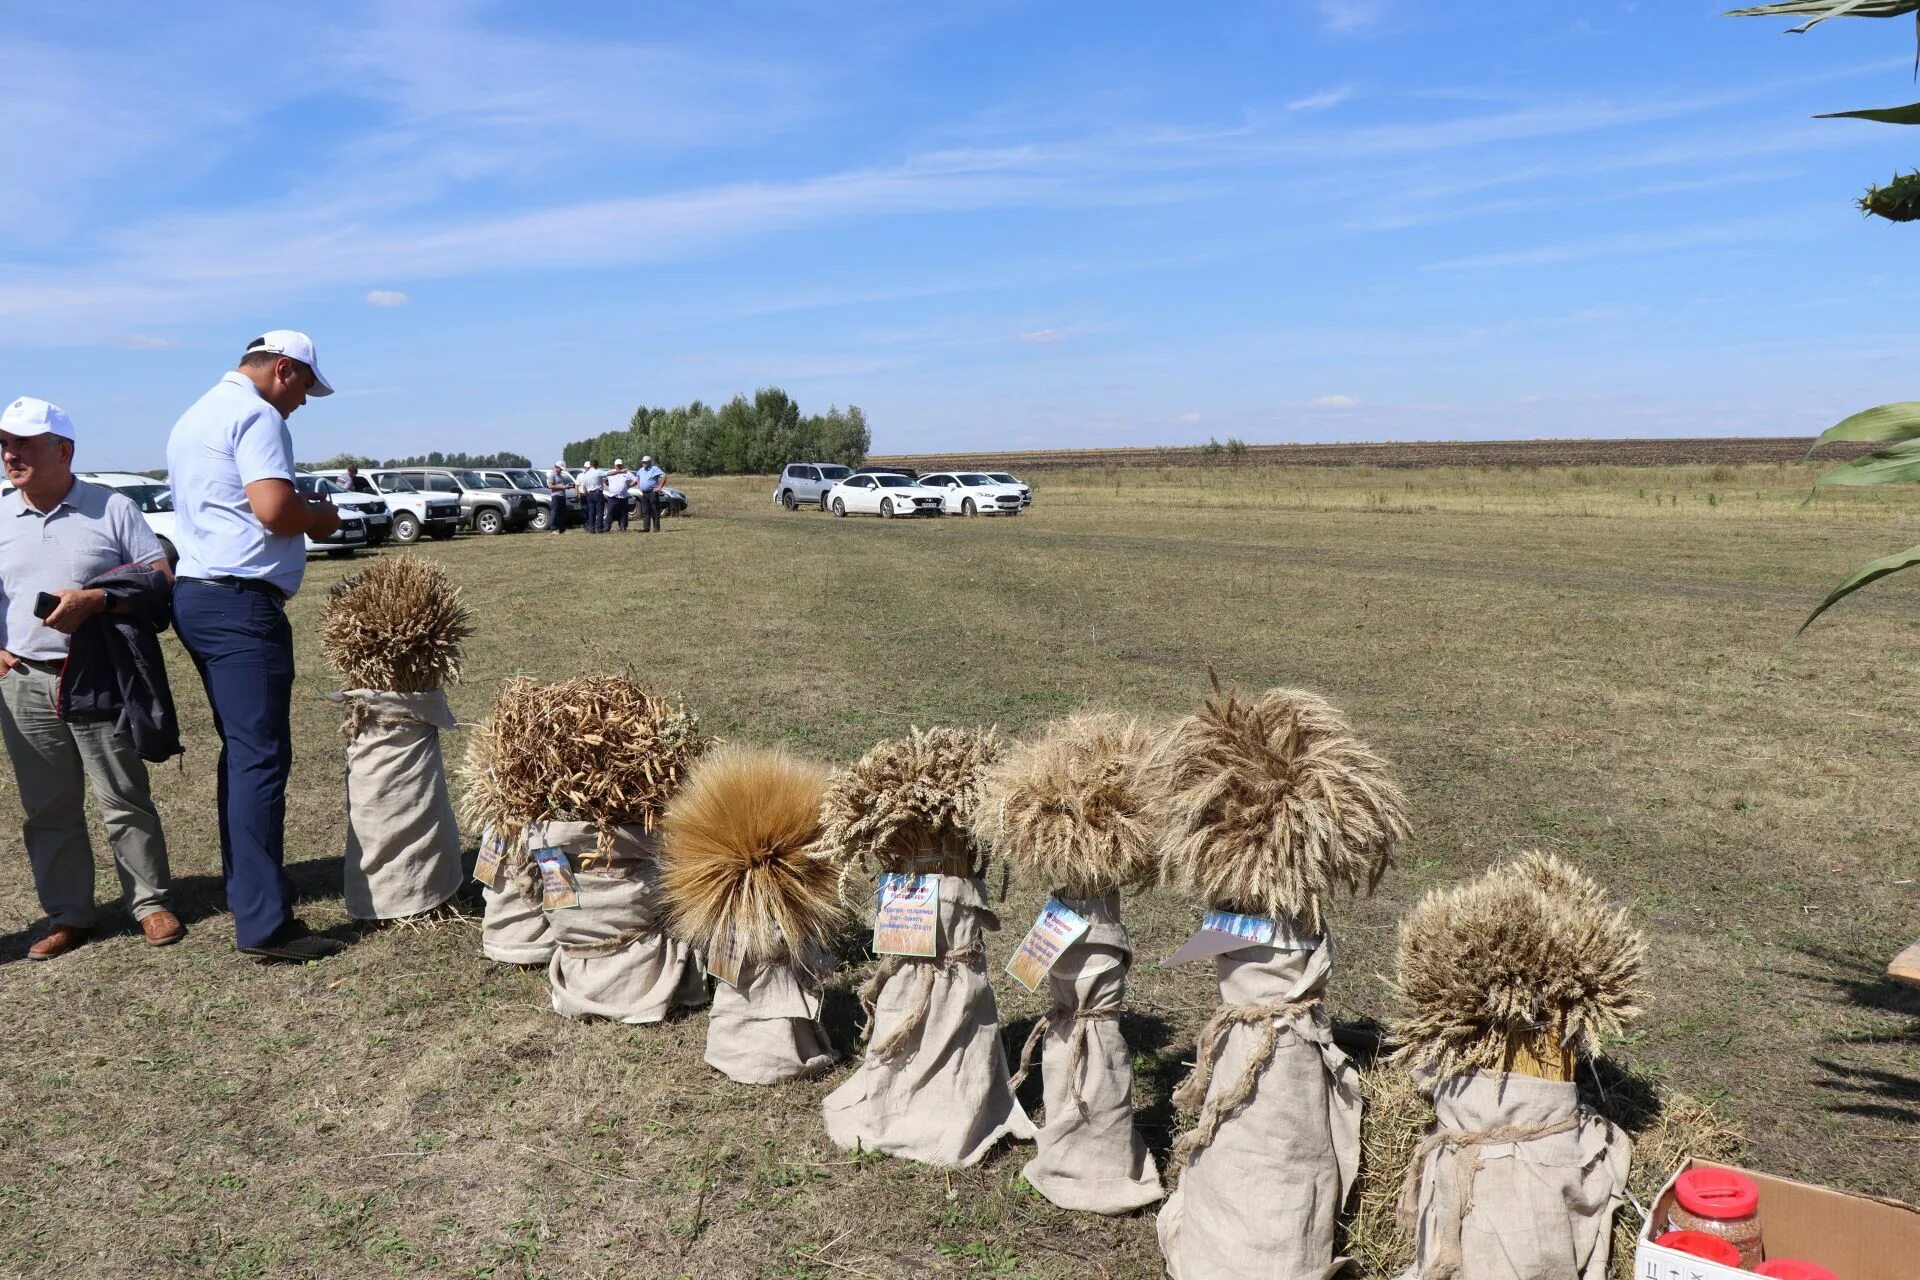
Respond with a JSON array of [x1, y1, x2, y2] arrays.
[[706, 942, 837, 1085], [534, 821, 708, 1025], [1012, 892, 1161, 1214], [1394, 1071, 1630, 1280], [336, 689, 464, 921], [822, 874, 1036, 1167], [1157, 931, 1360, 1280], [481, 880, 554, 966]]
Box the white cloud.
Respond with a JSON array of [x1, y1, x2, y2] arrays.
[[364, 289, 410, 307], [1177, 412, 1203, 423], [1287, 87, 1354, 112], [1312, 394, 1359, 408], [1316, 1, 1384, 34], [120, 334, 180, 350], [1019, 328, 1075, 343]]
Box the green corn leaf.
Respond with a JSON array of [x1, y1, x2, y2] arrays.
[[1816, 437, 1920, 486], [1817, 101, 1920, 122], [1800, 542, 1920, 631], [1808, 402, 1920, 454]]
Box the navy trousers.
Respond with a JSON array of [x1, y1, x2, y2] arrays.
[[607, 494, 630, 531], [172, 578, 296, 948], [583, 491, 605, 533], [639, 490, 661, 532]]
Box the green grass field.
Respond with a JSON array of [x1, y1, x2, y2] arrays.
[[1, 461, 1916, 1279]]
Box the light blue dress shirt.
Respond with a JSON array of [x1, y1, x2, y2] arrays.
[[638, 464, 666, 493], [165, 372, 305, 598]]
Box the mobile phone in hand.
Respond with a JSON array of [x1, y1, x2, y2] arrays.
[[33, 592, 59, 620]]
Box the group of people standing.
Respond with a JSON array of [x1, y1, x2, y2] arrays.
[[1, 330, 403, 963], [548, 456, 666, 534]]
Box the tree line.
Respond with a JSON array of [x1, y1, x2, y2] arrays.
[[297, 450, 535, 471], [562, 388, 870, 476]]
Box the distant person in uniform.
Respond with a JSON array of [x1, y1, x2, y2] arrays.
[[0, 397, 182, 961], [576, 458, 606, 534], [604, 459, 634, 533], [166, 331, 347, 963], [636, 455, 667, 534], [546, 460, 572, 534]]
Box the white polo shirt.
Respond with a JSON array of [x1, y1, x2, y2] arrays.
[[165, 371, 305, 598], [605, 470, 634, 497]]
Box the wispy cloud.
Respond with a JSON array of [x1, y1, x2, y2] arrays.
[[1311, 394, 1358, 408], [1316, 1, 1385, 34], [119, 334, 181, 350], [1287, 86, 1354, 112], [364, 290, 410, 307], [1019, 328, 1076, 343], [1428, 214, 1804, 272]]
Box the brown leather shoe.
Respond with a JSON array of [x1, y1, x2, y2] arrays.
[[139, 910, 185, 947], [27, 924, 90, 961]]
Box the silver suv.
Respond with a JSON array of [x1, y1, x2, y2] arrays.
[[772, 461, 854, 511], [370, 467, 536, 535], [478, 468, 560, 531]]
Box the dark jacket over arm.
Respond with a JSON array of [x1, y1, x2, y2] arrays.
[[57, 563, 182, 763]]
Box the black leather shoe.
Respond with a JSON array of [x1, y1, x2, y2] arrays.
[[239, 920, 344, 963]]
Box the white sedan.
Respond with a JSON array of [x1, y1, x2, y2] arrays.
[[915, 471, 1027, 516], [826, 473, 946, 518]]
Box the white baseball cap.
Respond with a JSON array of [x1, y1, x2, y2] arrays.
[[613, 458, 624, 466], [0, 396, 76, 442], [244, 330, 334, 396], [641, 454, 652, 463]]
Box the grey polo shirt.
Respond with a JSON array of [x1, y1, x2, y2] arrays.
[[0, 479, 166, 661]]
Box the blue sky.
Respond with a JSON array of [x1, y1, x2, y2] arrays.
[[2, 0, 1917, 467]]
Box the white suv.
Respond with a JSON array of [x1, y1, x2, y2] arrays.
[[313, 469, 464, 544], [915, 471, 1026, 516], [772, 462, 854, 511], [291, 474, 375, 556]]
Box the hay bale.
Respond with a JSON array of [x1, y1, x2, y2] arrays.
[[660, 744, 844, 964], [971, 711, 1162, 898], [1346, 1062, 1429, 1279], [320, 556, 472, 692], [1143, 684, 1408, 930], [816, 726, 1001, 886], [1390, 851, 1647, 1081], [455, 674, 709, 850]]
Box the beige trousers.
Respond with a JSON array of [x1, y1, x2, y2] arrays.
[[0, 661, 173, 928]]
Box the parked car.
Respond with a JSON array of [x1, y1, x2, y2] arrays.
[[312, 469, 464, 544], [476, 468, 561, 531], [370, 467, 535, 534], [295, 472, 391, 547], [773, 462, 854, 511], [853, 465, 918, 480], [826, 473, 945, 518], [986, 471, 1033, 508], [915, 471, 1026, 517], [76, 471, 179, 566], [655, 486, 689, 517]]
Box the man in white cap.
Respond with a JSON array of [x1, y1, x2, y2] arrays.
[[635, 454, 667, 533], [545, 459, 573, 534], [166, 332, 345, 963], [575, 457, 607, 534], [0, 397, 182, 960], [603, 458, 634, 532]]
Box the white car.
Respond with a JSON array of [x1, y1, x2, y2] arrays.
[[312, 468, 464, 544], [826, 473, 946, 518], [77, 471, 179, 566], [915, 471, 1027, 516], [290, 473, 374, 556], [985, 471, 1032, 507]]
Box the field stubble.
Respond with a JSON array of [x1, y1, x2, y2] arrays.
[[0, 460, 1915, 1278]]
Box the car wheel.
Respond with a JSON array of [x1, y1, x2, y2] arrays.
[[833, 498, 847, 517], [880, 498, 894, 519], [962, 498, 977, 517], [821, 494, 832, 511], [530, 507, 550, 532], [782, 489, 797, 510], [391, 513, 421, 544], [474, 508, 503, 535]]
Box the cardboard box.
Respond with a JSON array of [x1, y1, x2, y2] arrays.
[[1636, 1159, 1920, 1280]]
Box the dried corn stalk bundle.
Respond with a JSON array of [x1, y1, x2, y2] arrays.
[[661, 745, 844, 1083], [321, 556, 472, 921], [458, 708, 553, 963], [1388, 854, 1646, 1280], [821, 726, 1034, 1166], [975, 713, 1163, 1213], [1151, 684, 1405, 1280]]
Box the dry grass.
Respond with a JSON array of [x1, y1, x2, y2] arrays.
[[1144, 683, 1410, 931], [455, 674, 709, 847], [972, 711, 1162, 898], [1391, 852, 1647, 1079], [318, 555, 472, 692], [659, 745, 844, 962], [816, 725, 1001, 888]]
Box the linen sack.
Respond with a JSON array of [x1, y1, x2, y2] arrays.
[[1016, 892, 1162, 1214], [1395, 1070, 1629, 1280], [822, 873, 1036, 1166], [706, 942, 837, 1085], [336, 689, 464, 921], [480, 850, 554, 966], [1157, 931, 1360, 1280], [533, 821, 708, 1024]]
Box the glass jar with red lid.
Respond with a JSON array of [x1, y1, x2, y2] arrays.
[[1663, 1168, 1764, 1268], [1755, 1262, 1839, 1280]]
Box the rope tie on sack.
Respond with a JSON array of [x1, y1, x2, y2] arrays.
[[1008, 1006, 1122, 1117], [559, 924, 656, 960], [858, 940, 987, 1064], [338, 698, 422, 739], [1167, 996, 1323, 1176], [1392, 1113, 1583, 1280]]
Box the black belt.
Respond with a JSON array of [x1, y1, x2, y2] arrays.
[[18, 656, 63, 675], [188, 575, 288, 605]]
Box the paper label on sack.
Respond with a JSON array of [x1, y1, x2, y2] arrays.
[[1160, 909, 1316, 966], [1006, 898, 1092, 991], [532, 846, 579, 911], [473, 828, 511, 891], [873, 873, 939, 957], [706, 923, 747, 989]]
